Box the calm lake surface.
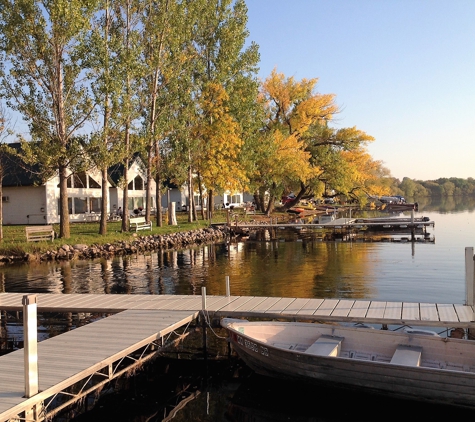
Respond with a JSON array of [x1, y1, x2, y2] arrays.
[[2, 196, 475, 420]]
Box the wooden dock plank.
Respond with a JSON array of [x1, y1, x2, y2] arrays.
[[366, 301, 387, 319], [265, 298, 297, 314], [296, 298, 324, 315], [454, 304, 474, 323], [227, 296, 268, 312], [205, 296, 242, 311], [214, 296, 255, 312], [402, 302, 420, 321], [314, 299, 339, 316], [384, 302, 402, 320], [420, 303, 439, 321], [247, 297, 282, 313], [348, 301, 370, 318], [331, 300, 355, 317], [280, 298, 311, 315], [437, 304, 458, 322]]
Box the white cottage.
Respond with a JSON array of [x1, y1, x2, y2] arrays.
[[108, 155, 157, 216], [1, 145, 156, 224]]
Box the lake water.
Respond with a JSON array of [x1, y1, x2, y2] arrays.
[[2, 196, 475, 420]]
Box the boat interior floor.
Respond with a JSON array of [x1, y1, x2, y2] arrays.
[[271, 341, 475, 372]]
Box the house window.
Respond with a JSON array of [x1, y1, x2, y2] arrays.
[[225, 194, 241, 204], [74, 197, 87, 213], [128, 197, 145, 210], [134, 176, 144, 190], [194, 195, 202, 206], [74, 172, 88, 188], [89, 198, 101, 213], [65, 172, 101, 188], [64, 197, 100, 214], [88, 176, 101, 189], [128, 176, 144, 191]]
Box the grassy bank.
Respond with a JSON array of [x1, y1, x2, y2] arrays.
[[0, 210, 268, 256]]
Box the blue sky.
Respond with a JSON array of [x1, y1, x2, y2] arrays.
[[245, 0, 475, 181]]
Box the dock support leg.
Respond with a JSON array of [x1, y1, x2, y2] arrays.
[[465, 247, 475, 306], [225, 276, 230, 297], [23, 294, 38, 398]]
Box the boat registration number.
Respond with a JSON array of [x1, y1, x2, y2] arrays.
[[237, 335, 269, 356]]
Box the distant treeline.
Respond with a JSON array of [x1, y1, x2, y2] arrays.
[[391, 177, 475, 198]]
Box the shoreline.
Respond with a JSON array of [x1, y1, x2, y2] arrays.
[[0, 226, 229, 265]]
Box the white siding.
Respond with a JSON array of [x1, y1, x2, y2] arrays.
[[3, 186, 47, 225]]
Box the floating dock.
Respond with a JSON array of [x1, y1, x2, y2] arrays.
[[0, 291, 473, 421]]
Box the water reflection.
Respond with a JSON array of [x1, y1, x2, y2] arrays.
[[2, 197, 474, 305]]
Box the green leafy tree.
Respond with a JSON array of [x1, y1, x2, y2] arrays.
[[0, 0, 98, 238], [185, 0, 259, 220]]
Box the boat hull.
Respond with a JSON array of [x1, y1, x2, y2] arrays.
[[222, 320, 475, 408]]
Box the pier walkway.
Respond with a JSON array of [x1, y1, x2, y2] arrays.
[[1, 292, 474, 421], [1, 291, 473, 328]]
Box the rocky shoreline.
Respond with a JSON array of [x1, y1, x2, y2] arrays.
[[1, 226, 229, 264]]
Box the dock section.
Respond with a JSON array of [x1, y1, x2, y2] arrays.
[[0, 307, 197, 422], [0, 292, 473, 328], [1, 292, 474, 421]]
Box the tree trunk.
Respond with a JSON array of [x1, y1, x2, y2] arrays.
[[99, 167, 108, 235], [197, 172, 205, 220], [187, 165, 193, 222], [59, 163, 70, 238], [281, 183, 307, 210], [121, 135, 129, 233], [208, 189, 213, 220], [265, 194, 274, 216], [155, 173, 162, 227]]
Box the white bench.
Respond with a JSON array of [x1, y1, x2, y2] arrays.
[[305, 335, 344, 357], [390, 345, 422, 367], [129, 216, 152, 232], [25, 225, 55, 242]]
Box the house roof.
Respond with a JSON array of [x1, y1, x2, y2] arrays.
[[1, 143, 44, 187]]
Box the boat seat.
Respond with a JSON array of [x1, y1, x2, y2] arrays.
[[390, 345, 422, 367], [305, 335, 344, 357]]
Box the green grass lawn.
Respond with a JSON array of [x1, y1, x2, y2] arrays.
[[0, 209, 263, 256]]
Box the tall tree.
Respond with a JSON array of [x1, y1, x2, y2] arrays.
[[86, 0, 125, 235], [252, 69, 337, 214], [185, 0, 259, 220], [0, 0, 98, 238], [111, 0, 144, 232], [140, 0, 193, 227]]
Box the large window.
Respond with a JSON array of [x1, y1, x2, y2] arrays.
[[225, 194, 242, 205], [89, 198, 101, 213], [66, 172, 101, 189], [128, 176, 144, 191], [63, 197, 101, 214], [128, 197, 145, 211]]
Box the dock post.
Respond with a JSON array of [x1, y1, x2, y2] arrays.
[[225, 276, 230, 297], [410, 210, 416, 242], [201, 287, 208, 361], [23, 294, 38, 401], [201, 287, 207, 310], [465, 247, 475, 306]]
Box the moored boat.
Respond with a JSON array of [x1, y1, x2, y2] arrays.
[[221, 318, 475, 408]]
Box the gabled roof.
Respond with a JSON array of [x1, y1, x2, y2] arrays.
[[107, 153, 145, 187], [0, 143, 44, 187]]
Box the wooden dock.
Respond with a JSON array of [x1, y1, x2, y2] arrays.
[[229, 217, 435, 231], [1, 292, 474, 421]]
